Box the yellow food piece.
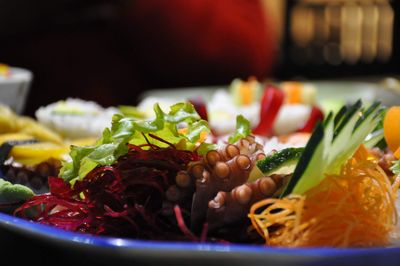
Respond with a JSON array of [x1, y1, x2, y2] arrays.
[[0, 133, 35, 145], [199, 131, 207, 143], [67, 137, 98, 147], [0, 63, 10, 77], [178, 128, 188, 135], [0, 105, 18, 133], [16, 117, 63, 144], [384, 106, 400, 154], [10, 142, 68, 160], [0, 104, 63, 144], [14, 157, 55, 167], [178, 128, 207, 143]]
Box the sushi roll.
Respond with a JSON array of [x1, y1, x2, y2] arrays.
[[36, 98, 120, 139], [207, 80, 318, 136]]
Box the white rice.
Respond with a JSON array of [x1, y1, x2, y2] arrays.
[[273, 105, 311, 135], [35, 98, 120, 139], [207, 89, 260, 135]]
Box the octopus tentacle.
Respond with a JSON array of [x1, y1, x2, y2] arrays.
[[206, 175, 285, 231], [162, 170, 195, 216], [190, 136, 266, 231]]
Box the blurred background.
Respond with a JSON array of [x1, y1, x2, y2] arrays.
[[279, 0, 399, 79], [0, 0, 398, 115]]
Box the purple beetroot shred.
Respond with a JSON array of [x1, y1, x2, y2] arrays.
[[15, 143, 202, 240]]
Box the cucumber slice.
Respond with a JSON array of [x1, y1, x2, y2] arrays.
[[281, 101, 383, 197], [256, 147, 304, 177], [281, 124, 325, 197]]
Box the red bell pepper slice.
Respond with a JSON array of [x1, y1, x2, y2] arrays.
[[189, 97, 208, 121], [253, 85, 285, 136], [297, 106, 324, 133]]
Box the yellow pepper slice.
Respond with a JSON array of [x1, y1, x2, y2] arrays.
[[10, 142, 68, 160], [0, 133, 35, 145]]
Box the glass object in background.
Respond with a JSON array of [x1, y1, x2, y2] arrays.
[[278, 0, 398, 79]]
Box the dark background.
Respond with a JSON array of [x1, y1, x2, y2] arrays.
[[0, 0, 399, 116], [0, 0, 277, 115]]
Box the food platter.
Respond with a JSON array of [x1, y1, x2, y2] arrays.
[[1, 211, 400, 266], [1, 80, 400, 266]]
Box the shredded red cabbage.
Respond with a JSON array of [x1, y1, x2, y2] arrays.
[[15, 143, 202, 240]]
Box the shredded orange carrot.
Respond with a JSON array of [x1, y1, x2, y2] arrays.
[[249, 147, 399, 247], [178, 128, 207, 143]]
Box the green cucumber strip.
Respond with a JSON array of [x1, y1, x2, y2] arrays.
[[255, 147, 304, 177], [281, 123, 324, 197], [333, 100, 361, 139], [281, 101, 382, 197], [327, 102, 380, 174], [364, 129, 384, 149], [333, 105, 347, 128]]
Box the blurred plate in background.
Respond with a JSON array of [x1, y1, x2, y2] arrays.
[[139, 80, 400, 107]]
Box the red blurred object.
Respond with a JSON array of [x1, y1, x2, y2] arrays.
[[297, 106, 324, 133], [253, 85, 285, 136], [119, 0, 277, 87], [189, 97, 208, 121]]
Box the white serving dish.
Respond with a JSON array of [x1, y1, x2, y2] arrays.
[[0, 66, 33, 114]]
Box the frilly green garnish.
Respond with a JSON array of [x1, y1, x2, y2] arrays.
[[60, 102, 212, 183], [228, 115, 251, 144]]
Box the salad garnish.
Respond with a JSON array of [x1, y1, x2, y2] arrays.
[[61, 102, 211, 183], [16, 140, 201, 239], [281, 100, 382, 196], [249, 147, 398, 247]]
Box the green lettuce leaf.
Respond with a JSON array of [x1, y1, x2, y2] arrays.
[[60, 102, 212, 183], [228, 115, 251, 144]]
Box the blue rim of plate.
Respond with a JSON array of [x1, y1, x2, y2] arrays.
[[0, 211, 400, 257]]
